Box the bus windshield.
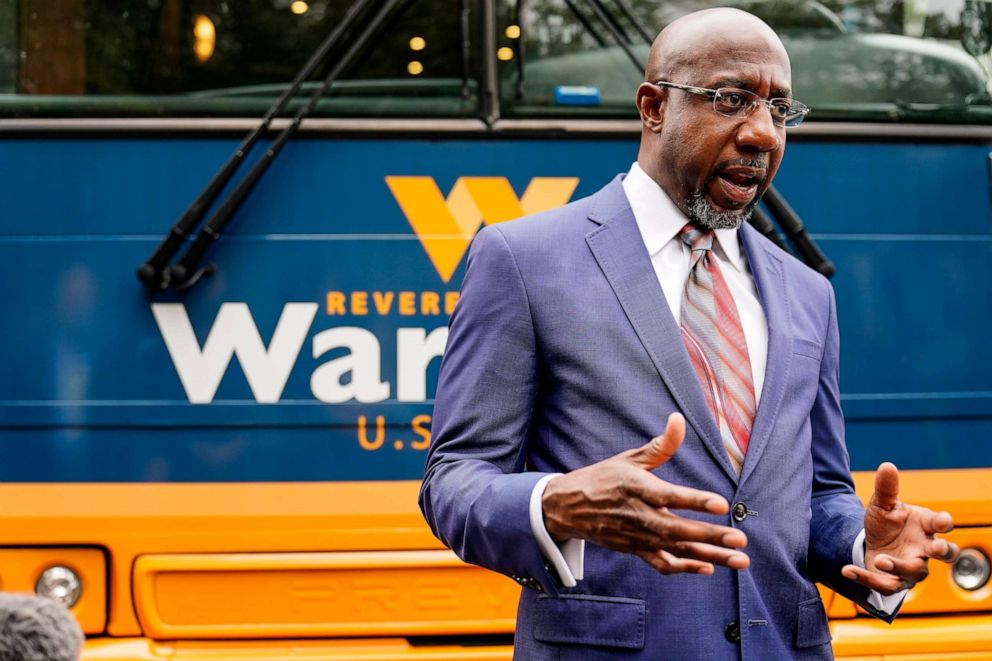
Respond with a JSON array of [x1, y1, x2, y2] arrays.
[[1, 0, 989, 123], [501, 0, 992, 123], [0, 0, 477, 118]]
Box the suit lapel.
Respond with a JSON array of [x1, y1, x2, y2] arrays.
[[738, 224, 793, 485], [585, 178, 738, 483]]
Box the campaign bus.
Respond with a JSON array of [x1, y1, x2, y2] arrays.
[[0, 0, 990, 658]]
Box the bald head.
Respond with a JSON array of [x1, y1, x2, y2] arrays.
[[645, 8, 790, 83]]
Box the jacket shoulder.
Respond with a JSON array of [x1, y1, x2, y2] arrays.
[[484, 193, 599, 249], [743, 224, 833, 295]]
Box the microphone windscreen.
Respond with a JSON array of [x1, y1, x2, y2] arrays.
[[0, 593, 83, 661]]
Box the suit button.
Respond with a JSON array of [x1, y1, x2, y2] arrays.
[[725, 620, 741, 642], [732, 502, 748, 522]]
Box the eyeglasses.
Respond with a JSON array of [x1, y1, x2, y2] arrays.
[[653, 80, 810, 128]]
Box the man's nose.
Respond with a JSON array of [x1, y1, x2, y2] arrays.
[[736, 103, 781, 152]]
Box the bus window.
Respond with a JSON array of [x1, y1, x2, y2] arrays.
[[500, 0, 992, 123], [0, 0, 477, 118]]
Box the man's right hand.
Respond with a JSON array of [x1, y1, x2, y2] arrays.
[[542, 412, 749, 576]]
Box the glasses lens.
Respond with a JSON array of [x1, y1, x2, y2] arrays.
[[713, 88, 808, 127], [769, 99, 793, 122], [782, 101, 809, 128], [713, 88, 755, 116]]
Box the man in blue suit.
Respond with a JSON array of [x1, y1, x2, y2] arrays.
[[419, 8, 958, 659]]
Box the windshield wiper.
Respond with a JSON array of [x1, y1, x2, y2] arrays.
[[138, 0, 414, 291], [136, 0, 376, 290], [168, 0, 415, 290]]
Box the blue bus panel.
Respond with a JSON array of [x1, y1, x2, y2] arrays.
[[1, 136, 990, 480]]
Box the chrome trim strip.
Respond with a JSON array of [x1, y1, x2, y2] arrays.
[[0, 117, 989, 140], [493, 119, 641, 133], [793, 122, 992, 139], [492, 119, 992, 139], [0, 118, 489, 133]]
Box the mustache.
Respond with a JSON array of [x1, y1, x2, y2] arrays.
[[704, 157, 770, 195], [713, 157, 768, 175]]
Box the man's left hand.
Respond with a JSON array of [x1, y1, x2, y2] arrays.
[[841, 462, 960, 595]]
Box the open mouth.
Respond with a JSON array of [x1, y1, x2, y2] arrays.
[[712, 165, 765, 207]]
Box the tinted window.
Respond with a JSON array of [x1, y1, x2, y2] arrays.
[[499, 0, 992, 123], [0, 0, 477, 117]]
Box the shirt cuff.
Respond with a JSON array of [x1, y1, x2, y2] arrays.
[[853, 529, 908, 615], [529, 473, 585, 587]]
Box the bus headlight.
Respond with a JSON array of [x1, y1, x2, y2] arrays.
[[35, 566, 82, 607], [952, 548, 991, 591]]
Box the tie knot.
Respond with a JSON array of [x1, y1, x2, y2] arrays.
[[680, 223, 714, 252]]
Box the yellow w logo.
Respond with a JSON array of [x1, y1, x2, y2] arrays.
[[385, 176, 579, 282]]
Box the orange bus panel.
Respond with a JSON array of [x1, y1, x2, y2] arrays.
[[831, 614, 992, 657], [82, 638, 515, 660], [133, 551, 519, 639], [0, 547, 106, 634]]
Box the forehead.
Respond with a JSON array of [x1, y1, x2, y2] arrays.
[[680, 33, 792, 95]]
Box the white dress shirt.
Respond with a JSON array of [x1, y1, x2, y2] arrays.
[[528, 163, 904, 613]]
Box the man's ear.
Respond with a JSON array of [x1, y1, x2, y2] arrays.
[[636, 83, 665, 133]]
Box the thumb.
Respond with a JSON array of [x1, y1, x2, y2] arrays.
[[871, 462, 900, 510], [631, 412, 685, 470]]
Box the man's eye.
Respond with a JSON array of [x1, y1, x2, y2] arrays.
[[771, 101, 792, 117], [721, 92, 745, 108]]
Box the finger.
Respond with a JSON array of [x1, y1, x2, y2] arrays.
[[660, 549, 714, 575], [631, 473, 729, 515], [871, 462, 900, 510], [871, 554, 928, 582], [926, 538, 959, 563], [636, 505, 747, 548], [647, 549, 715, 576], [667, 541, 751, 570], [841, 564, 908, 595], [630, 412, 685, 470], [637, 550, 713, 575], [920, 509, 954, 535]]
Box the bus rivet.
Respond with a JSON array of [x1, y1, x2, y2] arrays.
[[35, 566, 82, 608], [952, 548, 991, 591]]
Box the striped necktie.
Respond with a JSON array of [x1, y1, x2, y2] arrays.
[[679, 223, 757, 475]]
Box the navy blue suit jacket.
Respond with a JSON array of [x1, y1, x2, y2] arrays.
[[420, 177, 887, 660]]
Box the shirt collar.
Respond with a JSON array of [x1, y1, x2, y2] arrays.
[[713, 227, 743, 272], [622, 162, 744, 272]]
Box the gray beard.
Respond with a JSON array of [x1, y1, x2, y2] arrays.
[[687, 191, 754, 230]]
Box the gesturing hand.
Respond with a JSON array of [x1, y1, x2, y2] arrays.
[[541, 413, 749, 576], [842, 462, 959, 595]]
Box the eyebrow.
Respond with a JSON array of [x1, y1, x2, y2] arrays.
[[709, 77, 793, 98]]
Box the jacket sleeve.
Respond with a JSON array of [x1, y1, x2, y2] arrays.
[[418, 225, 563, 595], [807, 278, 900, 622]]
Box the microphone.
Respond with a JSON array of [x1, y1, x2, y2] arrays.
[[0, 593, 83, 661]]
